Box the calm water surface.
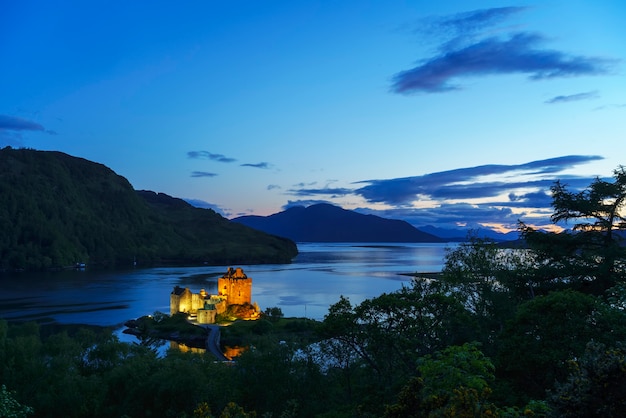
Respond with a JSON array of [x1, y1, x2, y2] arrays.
[[0, 243, 451, 327]]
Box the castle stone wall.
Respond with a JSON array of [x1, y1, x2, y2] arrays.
[[218, 267, 252, 306], [170, 268, 254, 324], [197, 307, 217, 324]]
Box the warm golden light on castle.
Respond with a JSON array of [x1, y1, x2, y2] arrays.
[[170, 267, 257, 324]]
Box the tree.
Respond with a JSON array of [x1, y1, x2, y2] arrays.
[[232, 338, 323, 417], [520, 167, 626, 294], [263, 306, 284, 322], [318, 279, 474, 414], [218, 402, 257, 418], [496, 290, 626, 401], [384, 343, 498, 418], [0, 385, 33, 418], [441, 233, 532, 347], [548, 341, 626, 417]]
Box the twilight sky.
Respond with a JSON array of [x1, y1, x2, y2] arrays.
[[2, 1, 625, 233]]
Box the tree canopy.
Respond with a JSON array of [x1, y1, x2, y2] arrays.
[[520, 166, 626, 294], [0, 147, 297, 271]]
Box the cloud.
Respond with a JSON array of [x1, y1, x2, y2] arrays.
[[356, 203, 525, 231], [183, 198, 226, 216], [0, 115, 46, 131], [593, 103, 626, 111], [435, 6, 528, 38], [283, 199, 335, 210], [0, 114, 57, 147], [545, 91, 599, 104], [293, 181, 318, 188], [267, 184, 281, 190], [507, 190, 552, 208], [288, 155, 604, 231], [241, 162, 272, 169], [190, 171, 218, 178], [354, 155, 603, 205], [287, 187, 353, 198], [187, 151, 236, 163], [392, 7, 616, 94]]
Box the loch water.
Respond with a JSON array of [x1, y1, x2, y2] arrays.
[[0, 243, 451, 328]]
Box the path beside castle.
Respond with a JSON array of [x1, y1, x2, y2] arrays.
[[204, 324, 229, 362]]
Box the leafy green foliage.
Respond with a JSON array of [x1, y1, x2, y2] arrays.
[[262, 306, 284, 322], [0, 147, 297, 271], [0, 384, 33, 418], [548, 341, 626, 417], [441, 233, 531, 349], [496, 290, 626, 401], [385, 343, 498, 417], [318, 278, 475, 414]]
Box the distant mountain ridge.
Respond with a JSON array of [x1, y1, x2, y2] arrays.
[[417, 225, 520, 242], [0, 147, 297, 271], [232, 203, 445, 243]]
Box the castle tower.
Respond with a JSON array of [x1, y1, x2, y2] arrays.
[[170, 286, 193, 315], [218, 267, 252, 306]]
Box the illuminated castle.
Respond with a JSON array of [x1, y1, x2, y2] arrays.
[[218, 266, 252, 305], [170, 267, 255, 324]]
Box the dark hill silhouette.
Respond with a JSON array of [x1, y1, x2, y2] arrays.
[[0, 147, 297, 271], [232, 203, 444, 243], [418, 225, 520, 242]]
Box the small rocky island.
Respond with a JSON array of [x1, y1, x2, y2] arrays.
[[124, 267, 260, 352]]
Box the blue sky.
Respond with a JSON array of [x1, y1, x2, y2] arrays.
[[2, 1, 625, 232]]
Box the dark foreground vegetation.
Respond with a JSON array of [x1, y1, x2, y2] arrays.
[[2, 168, 626, 417], [0, 147, 297, 271], [123, 313, 209, 349]]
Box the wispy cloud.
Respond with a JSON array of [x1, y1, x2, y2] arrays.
[[0, 114, 57, 146], [354, 155, 603, 205], [241, 162, 273, 169], [593, 103, 626, 111], [187, 151, 236, 163], [283, 199, 335, 210], [545, 91, 599, 104], [190, 171, 218, 178], [424, 6, 528, 46], [0, 115, 46, 131], [439, 7, 527, 33], [287, 187, 353, 198], [293, 181, 318, 188], [267, 184, 281, 190], [392, 7, 616, 94]]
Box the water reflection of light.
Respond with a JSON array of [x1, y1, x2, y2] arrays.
[[170, 341, 205, 354], [223, 346, 247, 360]]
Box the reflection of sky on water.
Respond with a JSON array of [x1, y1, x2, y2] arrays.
[[0, 243, 451, 325]]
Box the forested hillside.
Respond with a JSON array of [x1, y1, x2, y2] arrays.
[[0, 147, 297, 270]]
